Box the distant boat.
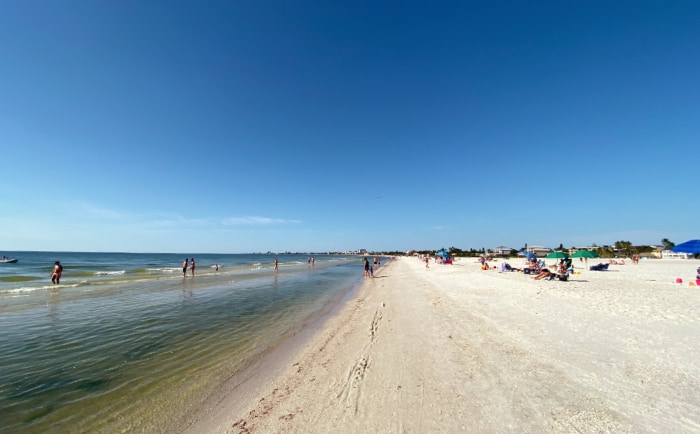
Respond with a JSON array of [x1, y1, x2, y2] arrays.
[[0, 257, 18, 263]]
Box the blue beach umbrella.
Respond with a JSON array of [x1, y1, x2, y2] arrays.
[[517, 251, 536, 260], [670, 239, 700, 254]]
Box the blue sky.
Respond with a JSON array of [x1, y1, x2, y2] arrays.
[[1, 1, 698, 253]]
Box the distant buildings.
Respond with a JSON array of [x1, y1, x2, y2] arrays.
[[525, 246, 553, 257], [492, 246, 514, 256], [661, 250, 694, 259]]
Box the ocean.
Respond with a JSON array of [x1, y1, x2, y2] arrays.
[[0, 251, 373, 433]]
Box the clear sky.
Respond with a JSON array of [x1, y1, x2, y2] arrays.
[[1, 1, 698, 253]]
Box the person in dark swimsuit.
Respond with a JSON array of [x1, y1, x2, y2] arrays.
[[51, 261, 63, 284], [182, 258, 188, 276]]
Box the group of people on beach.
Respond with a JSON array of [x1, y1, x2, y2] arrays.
[[50, 257, 200, 285], [478, 256, 573, 281], [182, 258, 196, 277], [364, 257, 380, 277], [532, 260, 572, 281]]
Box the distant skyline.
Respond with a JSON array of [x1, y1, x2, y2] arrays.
[[1, 1, 698, 253]]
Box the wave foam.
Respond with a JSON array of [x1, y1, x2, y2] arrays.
[[94, 270, 126, 276]]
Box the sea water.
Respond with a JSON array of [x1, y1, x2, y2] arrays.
[[0, 252, 370, 433]]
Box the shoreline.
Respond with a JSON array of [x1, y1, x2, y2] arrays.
[[176, 271, 366, 434], [183, 257, 700, 433]]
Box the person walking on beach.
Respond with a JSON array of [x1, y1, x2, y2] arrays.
[[363, 257, 370, 277], [190, 258, 195, 276], [51, 261, 63, 284], [182, 258, 188, 277], [274, 257, 279, 272]]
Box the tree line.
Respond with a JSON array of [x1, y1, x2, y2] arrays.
[[393, 239, 679, 259]]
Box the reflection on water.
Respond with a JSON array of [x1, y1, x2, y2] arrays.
[[0, 255, 364, 433], [46, 290, 59, 323]]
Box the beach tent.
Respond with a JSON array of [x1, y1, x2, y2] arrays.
[[670, 239, 700, 254], [436, 250, 449, 256]]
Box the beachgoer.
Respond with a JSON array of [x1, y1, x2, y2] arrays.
[[51, 261, 63, 284], [425, 257, 429, 269], [364, 257, 370, 277], [534, 268, 553, 280], [215, 264, 219, 271], [274, 257, 279, 272], [190, 258, 195, 276], [182, 258, 188, 276], [524, 258, 539, 273]]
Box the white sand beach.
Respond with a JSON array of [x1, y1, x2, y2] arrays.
[[183, 256, 700, 433]]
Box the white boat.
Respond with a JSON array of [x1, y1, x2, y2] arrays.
[[0, 257, 18, 263]]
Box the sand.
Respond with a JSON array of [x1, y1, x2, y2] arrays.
[[182, 256, 700, 433]]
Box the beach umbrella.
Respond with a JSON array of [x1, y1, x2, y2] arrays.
[[571, 250, 599, 259], [670, 239, 700, 254], [545, 251, 569, 259], [517, 251, 536, 260]]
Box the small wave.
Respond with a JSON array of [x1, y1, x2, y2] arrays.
[[94, 270, 126, 276], [146, 267, 180, 273], [4, 286, 46, 294], [1, 281, 87, 293]]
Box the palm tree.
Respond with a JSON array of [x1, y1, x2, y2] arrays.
[[661, 238, 675, 250], [614, 240, 633, 257]]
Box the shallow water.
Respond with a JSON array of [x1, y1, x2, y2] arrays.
[[0, 252, 368, 433]]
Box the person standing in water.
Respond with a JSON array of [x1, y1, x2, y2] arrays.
[[274, 257, 279, 272], [51, 261, 63, 284], [190, 258, 195, 276], [182, 258, 188, 277]]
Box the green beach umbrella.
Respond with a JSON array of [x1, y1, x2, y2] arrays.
[[571, 250, 599, 259], [545, 251, 569, 259]]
